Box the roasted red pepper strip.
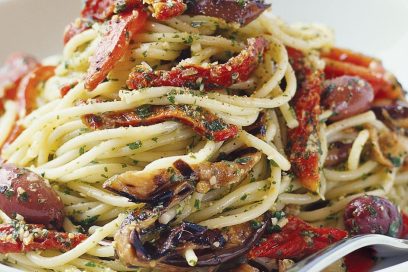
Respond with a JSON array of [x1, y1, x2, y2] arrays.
[[287, 47, 323, 192], [17, 65, 55, 117], [65, 0, 186, 44], [127, 37, 269, 91], [82, 104, 238, 141], [85, 10, 148, 90], [60, 81, 79, 97], [0, 125, 24, 152], [0, 53, 39, 102], [145, 0, 187, 20], [63, 18, 94, 44], [81, 0, 115, 21], [322, 48, 403, 100], [321, 47, 383, 71], [0, 65, 55, 151], [248, 216, 347, 260], [0, 221, 87, 254]]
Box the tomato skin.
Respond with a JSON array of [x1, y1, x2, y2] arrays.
[[85, 10, 148, 90], [248, 216, 347, 260], [0, 53, 39, 102]]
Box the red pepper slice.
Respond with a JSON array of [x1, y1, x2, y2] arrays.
[[127, 37, 268, 91], [81, 0, 116, 21], [0, 53, 39, 102], [85, 10, 148, 90], [321, 47, 383, 71], [65, 0, 185, 44], [148, 0, 187, 20], [82, 104, 238, 141], [0, 125, 24, 153], [0, 65, 55, 151], [17, 65, 55, 117], [0, 221, 87, 254], [287, 47, 323, 193], [322, 48, 403, 101], [63, 18, 94, 45], [248, 216, 348, 260], [60, 81, 79, 97]]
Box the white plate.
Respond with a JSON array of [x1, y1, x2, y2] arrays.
[[0, 1, 408, 271]]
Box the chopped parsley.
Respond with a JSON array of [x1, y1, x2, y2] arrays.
[[127, 140, 142, 150]]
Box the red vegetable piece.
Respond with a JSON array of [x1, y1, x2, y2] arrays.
[[0, 221, 86, 253], [85, 10, 148, 90], [63, 18, 94, 44], [248, 216, 347, 260], [322, 47, 384, 72], [401, 212, 408, 239], [148, 0, 187, 20], [17, 65, 55, 117], [127, 37, 269, 91], [322, 47, 404, 100], [287, 47, 323, 192], [60, 81, 79, 97], [0, 53, 39, 101], [81, 0, 115, 21], [344, 248, 376, 272], [82, 105, 238, 141], [0, 125, 23, 152]]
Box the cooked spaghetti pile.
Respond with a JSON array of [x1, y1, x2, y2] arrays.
[[0, 0, 407, 271]]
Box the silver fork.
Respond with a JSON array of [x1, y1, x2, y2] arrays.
[[287, 234, 408, 272]]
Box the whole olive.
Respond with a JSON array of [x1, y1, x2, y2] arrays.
[[344, 195, 402, 237], [0, 164, 65, 229], [321, 76, 374, 122]]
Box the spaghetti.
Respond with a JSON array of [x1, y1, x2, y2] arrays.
[[0, 0, 407, 271]]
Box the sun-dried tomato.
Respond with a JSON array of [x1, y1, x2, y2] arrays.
[[127, 37, 269, 91], [82, 104, 238, 141], [0, 221, 87, 254], [85, 10, 148, 90], [287, 47, 323, 192], [248, 216, 347, 260]]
